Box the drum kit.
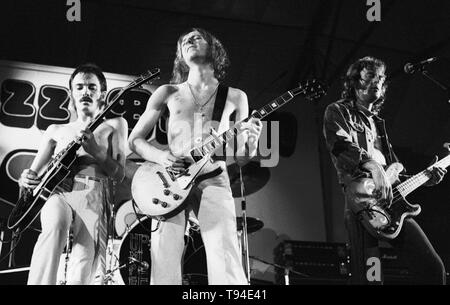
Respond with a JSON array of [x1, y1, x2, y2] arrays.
[[102, 159, 270, 285]]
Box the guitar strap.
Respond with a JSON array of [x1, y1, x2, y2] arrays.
[[212, 84, 229, 123], [211, 84, 229, 162], [374, 116, 401, 167], [192, 85, 229, 183]]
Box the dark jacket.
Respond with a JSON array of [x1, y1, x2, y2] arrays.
[[323, 99, 398, 186]]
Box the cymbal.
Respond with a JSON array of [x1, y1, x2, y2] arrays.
[[227, 161, 270, 197], [236, 217, 264, 233]]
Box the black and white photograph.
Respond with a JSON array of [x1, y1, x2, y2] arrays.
[[0, 0, 449, 293]]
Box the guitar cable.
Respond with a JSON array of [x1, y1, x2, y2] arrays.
[[357, 204, 390, 224], [0, 217, 20, 244], [131, 199, 161, 233], [367, 208, 390, 220], [0, 230, 22, 266]]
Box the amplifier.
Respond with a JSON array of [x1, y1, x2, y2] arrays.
[[274, 240, 350, 285], [379, 244, 416, 284]]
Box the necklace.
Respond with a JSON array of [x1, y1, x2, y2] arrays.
[[187, 82, 219, 114]]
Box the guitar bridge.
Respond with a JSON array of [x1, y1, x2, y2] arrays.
[[165, 167, 190, 181]]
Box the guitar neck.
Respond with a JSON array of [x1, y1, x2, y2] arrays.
[[87, 88, 125, 131], [87, 68, 159, 132], [190, 89, 297, 159], [396, 154, 450, 197]]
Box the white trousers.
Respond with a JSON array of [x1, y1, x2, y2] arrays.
[[150, 163, 247, 285], [27, 175, 109, 285]]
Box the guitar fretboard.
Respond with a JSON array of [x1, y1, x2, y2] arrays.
[[396, 154, 450, 197], [190, 90, 299, 159]]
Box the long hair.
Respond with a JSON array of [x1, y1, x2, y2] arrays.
[[341, 56, 388, 115], [170, 28, 230, 84]]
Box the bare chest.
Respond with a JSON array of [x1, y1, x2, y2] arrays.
[[166, 88, 235, 155], [167, 90, 215, 123], [53, 123, 114, 155]]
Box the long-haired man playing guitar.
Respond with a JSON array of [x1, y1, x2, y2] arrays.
[[323, 56, 446, 284], [129, 28, 262, 284]]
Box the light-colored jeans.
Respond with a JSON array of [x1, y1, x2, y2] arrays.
[[150, 161, 247, 285], [27, 174, 110, 285]]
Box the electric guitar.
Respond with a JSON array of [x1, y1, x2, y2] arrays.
[[7, 68, 161, 232], [131, 79, 327, 219], [346, 154, 450, 240]]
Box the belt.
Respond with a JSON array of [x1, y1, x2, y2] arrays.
[[73, 174, 107, 183]]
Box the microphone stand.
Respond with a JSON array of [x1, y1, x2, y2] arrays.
[[418, 68, 450, 100], [239, 166, 251, 285], [421, 70, 449, 91], [102, 262, 128, 285], [105, 205, 117, 285], [0, 218, 4, 259], [8, 228, 20, 268], [59, 230, 72, 285], [102, 257, 148, 285]]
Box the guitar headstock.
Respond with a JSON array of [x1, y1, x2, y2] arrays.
[[126, 68, 161, 90], [291, 79, 327, 101]]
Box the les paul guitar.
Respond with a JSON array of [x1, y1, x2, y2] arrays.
[[131, 79, 326, 219], [7, 68, 160, 232], [346, 154, 450, 240]]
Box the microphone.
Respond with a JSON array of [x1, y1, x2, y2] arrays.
[[404, 57, 437, 74], [128, 257, 150, 270]]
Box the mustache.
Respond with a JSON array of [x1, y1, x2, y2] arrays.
[[80, 96, 93, 103]]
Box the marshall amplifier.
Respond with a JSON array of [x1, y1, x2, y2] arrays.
[[379, 244, 416, 284], [274, 240, 351, 285]]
